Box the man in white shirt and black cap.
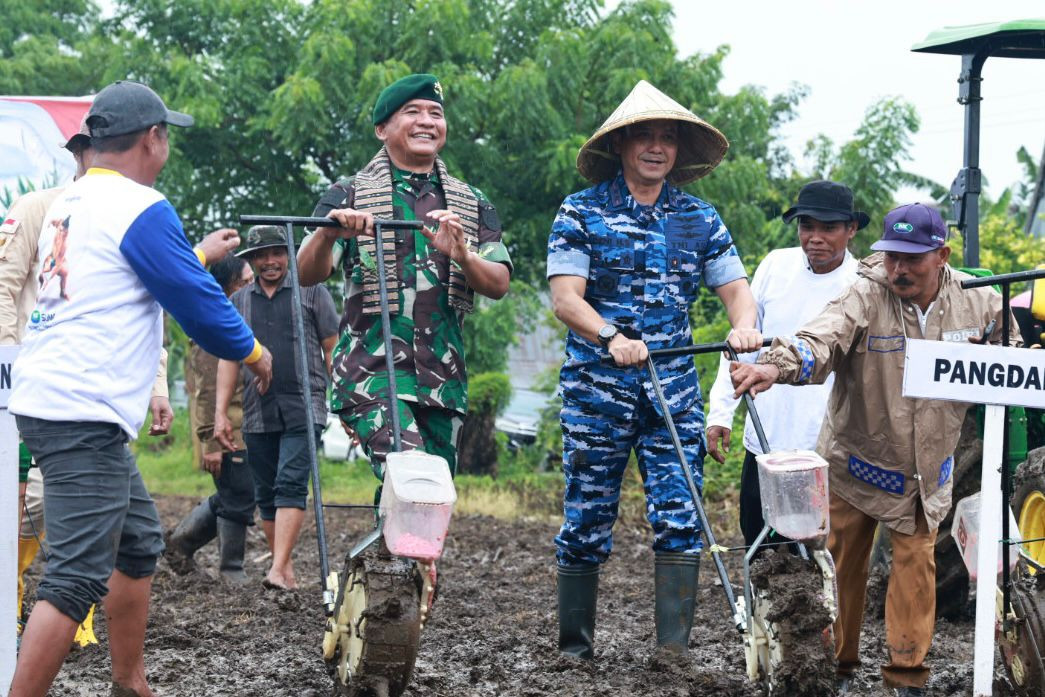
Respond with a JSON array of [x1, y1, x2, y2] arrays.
[[706, 180, 863, 551]]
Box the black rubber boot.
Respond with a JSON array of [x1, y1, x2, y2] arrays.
[[654, 552, 700, 653], [216, 517, 249, 585], [164, 500, 217, 575], [557, 563, 599, 659]]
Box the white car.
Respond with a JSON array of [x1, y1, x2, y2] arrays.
[[321, 413, 366, 461], [495, 388, 549, 451]]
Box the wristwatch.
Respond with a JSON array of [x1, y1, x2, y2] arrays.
[[597, 324, 619, 347]]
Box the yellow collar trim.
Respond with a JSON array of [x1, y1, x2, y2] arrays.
[[85, 167, 123, 177]]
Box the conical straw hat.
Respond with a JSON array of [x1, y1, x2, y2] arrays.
[[576, 80, 729, 186]]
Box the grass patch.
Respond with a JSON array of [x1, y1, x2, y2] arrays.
[[133, 409, 213, 497], [133, 408, 742, 539], [132, 410, 567, 517]]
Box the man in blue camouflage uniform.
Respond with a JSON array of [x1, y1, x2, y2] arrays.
[[547, 80, 762, 659]]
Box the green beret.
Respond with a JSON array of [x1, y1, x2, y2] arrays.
[[372, 73, 444, 125]]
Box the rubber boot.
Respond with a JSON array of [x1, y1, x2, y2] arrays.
[[654, 552, 700, 653], [216, 517, 249, 585], [557, 563, 599, 659], [17, 536, 41, 621], [164, 500, 217, 574]]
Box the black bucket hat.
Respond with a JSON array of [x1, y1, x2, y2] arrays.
[[237, 225, 287, 258], [782, 180, 869, 229]]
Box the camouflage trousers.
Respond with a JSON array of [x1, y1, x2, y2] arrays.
[[556, 390, 706, 567], [340, 399, 463, 483]]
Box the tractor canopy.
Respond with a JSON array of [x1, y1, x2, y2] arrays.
[[912, 19, 1045, 58]]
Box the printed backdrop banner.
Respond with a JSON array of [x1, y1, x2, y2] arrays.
[[0, 96, 92, 217]]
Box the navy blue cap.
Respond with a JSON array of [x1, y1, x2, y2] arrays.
[[872, 203, 948, 254]]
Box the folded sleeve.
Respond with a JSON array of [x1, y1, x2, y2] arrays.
[[546, 196, 591, 279], [701, 208, 747, 290]]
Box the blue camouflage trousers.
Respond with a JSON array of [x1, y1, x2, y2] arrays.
[[556, 387, 706, 567]]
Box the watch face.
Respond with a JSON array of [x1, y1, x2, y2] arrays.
[[599, 325, 616, 342]]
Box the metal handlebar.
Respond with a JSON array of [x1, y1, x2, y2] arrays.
[[239, 214, 423, 230], [723, 345, 771, 456], [599, 338, 774, 365], [960, 267, 1045, 289]]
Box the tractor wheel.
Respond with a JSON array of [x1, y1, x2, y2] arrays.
[[326, 551, 422, 697], [1014, 447, 1045, 570]]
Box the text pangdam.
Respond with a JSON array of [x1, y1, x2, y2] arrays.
[[933, 358, 1044, 390]]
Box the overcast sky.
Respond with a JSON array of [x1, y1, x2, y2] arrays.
[[654, 1, 1045, 201]]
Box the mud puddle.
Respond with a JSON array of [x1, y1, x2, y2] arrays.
[[21, 496, 1009, 696]]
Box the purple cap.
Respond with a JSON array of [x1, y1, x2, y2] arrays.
[[871, 203, 948, 254]]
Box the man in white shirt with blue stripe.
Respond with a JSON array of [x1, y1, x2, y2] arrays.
[[706, 180, 862, 551], [8, 80, 272, 697]]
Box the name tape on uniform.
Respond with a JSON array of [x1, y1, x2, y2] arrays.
[[903, 339, 1045, 409], [0, 345, 18, 409]]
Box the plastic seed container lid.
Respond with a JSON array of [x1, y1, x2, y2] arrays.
[[383, 451, 457, 505], [756, 450, 828, 472]]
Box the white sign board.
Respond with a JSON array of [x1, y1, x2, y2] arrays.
[[902, 339, 1045, 409], [0, 344, 18, 696], [0, 344, 15, 408], [903, 338, 1041, 696]]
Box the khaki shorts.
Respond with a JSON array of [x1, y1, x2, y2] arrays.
[[20, 466, 44, 539]]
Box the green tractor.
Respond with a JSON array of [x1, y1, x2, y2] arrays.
[[871, 20, 1045, 696]]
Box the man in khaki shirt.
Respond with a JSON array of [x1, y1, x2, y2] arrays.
[[731, 204, 1013, 697]]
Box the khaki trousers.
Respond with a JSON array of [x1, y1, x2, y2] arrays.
[[829, 492, 937, 689]]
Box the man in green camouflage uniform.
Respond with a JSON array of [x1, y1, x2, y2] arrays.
[[298, 73, 512, 484]]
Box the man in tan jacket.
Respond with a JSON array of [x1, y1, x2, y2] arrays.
[[730, 203, 1015, 697]]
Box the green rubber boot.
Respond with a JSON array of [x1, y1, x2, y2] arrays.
[[654, 552, 700, 653], [216, 517, 249, 585], [557, 563, 599, 659], [164, 500, 217, 575]]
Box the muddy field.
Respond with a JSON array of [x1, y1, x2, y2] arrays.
[[27, 496, 1012, 696]]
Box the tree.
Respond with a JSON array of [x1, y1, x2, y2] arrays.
[[948, 213, 1045, 278], [458, 371, 513, 474], [0, 0, 101, 95], [5, 0, 928, 388], [802, 96, 922, 255]]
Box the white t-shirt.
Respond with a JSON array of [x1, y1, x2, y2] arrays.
[[10, 168, 254, 437], [706, 246, 859, 454]]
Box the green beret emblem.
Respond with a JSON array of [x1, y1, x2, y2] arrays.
[[434, 81, 444, 99]]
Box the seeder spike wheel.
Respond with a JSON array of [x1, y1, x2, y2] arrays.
[[324, 551, 423, 697], [997, 567, 1045, 697], [745, 548, 838, 696], [997, 445, 1045, 694]]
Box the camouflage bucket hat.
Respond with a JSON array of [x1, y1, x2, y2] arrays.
[[577, 80, 729, 186], [237, 225, 287, 258]]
